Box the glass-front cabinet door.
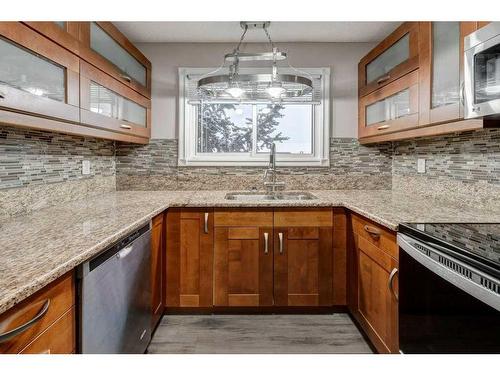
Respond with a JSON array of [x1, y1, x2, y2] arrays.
[[79, 61, 150, 139], [0, 22, 79, 123], [359, 22, 419, 97], [79, 22, 151, 98], [359, 70, 419, 139]]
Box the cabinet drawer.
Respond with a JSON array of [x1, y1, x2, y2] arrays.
[[78, 22, 151, 98], [0, 22, 79, 123], [359, 69, 419, 139], [351, 214, 398, 260], [359, 22, 419, 97], [19, 307, 75, 354], [0, 272, 75, 354], [214, 209, 273, 227], [274, 208, 332, 227], [79, 60, 151, 139]]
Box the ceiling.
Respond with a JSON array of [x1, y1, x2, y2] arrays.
[[114, 22, 401, 43]]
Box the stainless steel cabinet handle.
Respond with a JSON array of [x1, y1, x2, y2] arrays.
[[264, 232, 269, 254], [278, 232, 284, 254], [120, 124, 132, 130], [0, 91, 5, 99], [120, 74, 132, 83], [388, 268, 399, 301], [377, 125, 390, 130], [204, 212, 209, 234], [0, 299, 50, 343], [460, 82, 465, 106], [364, 225, 381, 239], [377, 74, 391, 84]]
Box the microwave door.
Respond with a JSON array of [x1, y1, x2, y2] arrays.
[[465, 32, 500, 119]]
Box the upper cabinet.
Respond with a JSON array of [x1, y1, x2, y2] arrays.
[[0, 22, 79, 123], [78, 22, 151, 98], [358, 21, 499, 144], [359, 22, 419, 97], [0, 22, 151, 144]]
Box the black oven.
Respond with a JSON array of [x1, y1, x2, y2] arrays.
[[398, 224, 500, 354]]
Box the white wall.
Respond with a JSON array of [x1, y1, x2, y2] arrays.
[[137, 42, 375, 139]]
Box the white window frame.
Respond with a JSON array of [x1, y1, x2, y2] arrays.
[[178, 67, 330, 167]]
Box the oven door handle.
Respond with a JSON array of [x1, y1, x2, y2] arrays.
[[398, 234, 500, 311]]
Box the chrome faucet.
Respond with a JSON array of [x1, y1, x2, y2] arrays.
[[263, 143, 285, 193]]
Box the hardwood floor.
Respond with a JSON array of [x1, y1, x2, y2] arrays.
[[147, 314, 373, 354]]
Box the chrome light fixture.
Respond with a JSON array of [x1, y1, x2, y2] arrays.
[[196, 22, 314, 102]]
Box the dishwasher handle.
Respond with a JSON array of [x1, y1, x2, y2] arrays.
[[116, 245, 134, 259]]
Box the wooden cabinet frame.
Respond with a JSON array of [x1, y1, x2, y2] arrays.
[[359, 22, 419, 97], [78, 22, 152, 98], [22, 22, 81, 55], [79, 60, 151, 140], [0, 22, 79, 123], [359, 69, 419, 139], [418, 22, 479, 125]]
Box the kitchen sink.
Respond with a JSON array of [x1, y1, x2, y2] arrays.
[[224, 191, 318, 201]]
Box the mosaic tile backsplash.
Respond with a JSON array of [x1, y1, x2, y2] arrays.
[[0, 125, 115, 189], [115, 138, 394, 190], [1, 123, 499, 218]]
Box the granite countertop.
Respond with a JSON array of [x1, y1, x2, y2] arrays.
[[1, 189, 499, 315]]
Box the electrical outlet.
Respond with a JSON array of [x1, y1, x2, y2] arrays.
[[417, 158, 426, 173], [82, 160, 91, 175]]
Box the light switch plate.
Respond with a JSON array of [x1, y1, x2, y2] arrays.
[[417, 158, 426, 173], [82, 160, 91, 175]]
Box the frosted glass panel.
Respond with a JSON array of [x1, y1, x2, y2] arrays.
[[90, 22, 146, 86], [0, 36, 65, 102], [432, 22, 460, 108], [366, 34, 409, 84], [90, 82, 146, 126], [366, 89, 411, 126]]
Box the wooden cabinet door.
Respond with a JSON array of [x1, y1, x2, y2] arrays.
[[213, 210, 273, 306], [78, 22, 151, 98], [358, 69, 419, 140], [418, 22, 478, 125], [273, 209, 333, 307], [79, 60, 151, 140], [359, 22, 419, 97], [151, 213, 164, 328], [0, 22, 79, 124], [166, 209, 214, 307]]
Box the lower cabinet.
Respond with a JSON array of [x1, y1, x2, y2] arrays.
[[349, 213, 399, 353], [273, 209, 333, 306], [165, 209, 214, 307], [213, 210, 274, 306], [151, 213, 164, 328], [0, 272, 75, 354]]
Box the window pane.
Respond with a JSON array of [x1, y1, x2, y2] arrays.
[[256, 104, 313, 154], [197, 103, 253, 153]]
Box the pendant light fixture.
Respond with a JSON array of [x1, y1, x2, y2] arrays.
[[196, 22, 314, 102]]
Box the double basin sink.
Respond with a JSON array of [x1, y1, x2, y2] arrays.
[[225, 191, 317, 201]]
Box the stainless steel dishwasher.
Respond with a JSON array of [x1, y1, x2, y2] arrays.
[[78, 223, 152, 354]]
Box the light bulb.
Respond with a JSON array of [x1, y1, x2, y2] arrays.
[[266, 82, 285, 98], [225, 83, 245, 98]]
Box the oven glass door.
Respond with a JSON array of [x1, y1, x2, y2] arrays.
[[399, 249, 500, 353]]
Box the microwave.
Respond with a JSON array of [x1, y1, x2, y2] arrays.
[[464, 22, 500, 119]]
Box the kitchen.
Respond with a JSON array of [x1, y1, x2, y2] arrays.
[[1, 1, 499, 373]]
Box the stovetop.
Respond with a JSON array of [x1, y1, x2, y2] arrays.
[[399, 223, 500, 276]]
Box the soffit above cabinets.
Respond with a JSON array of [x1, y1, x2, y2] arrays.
[[114, 21, 402, 43]]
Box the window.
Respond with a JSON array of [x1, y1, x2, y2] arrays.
[[179, 67, 330, 166]]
